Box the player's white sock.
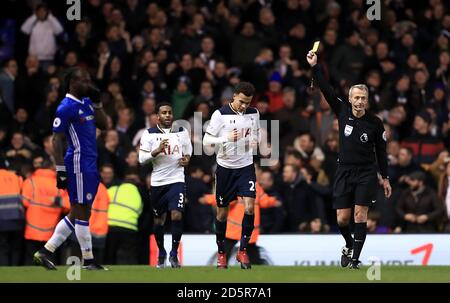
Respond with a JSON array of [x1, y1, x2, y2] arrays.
[[75, 219, 94, 260], [45, 216, 74, 253]]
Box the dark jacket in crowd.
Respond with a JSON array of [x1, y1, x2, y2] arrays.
[[396, 186, 444, 233], [280, 176, 318, 232]]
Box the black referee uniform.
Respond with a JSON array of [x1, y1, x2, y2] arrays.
[[312, 65, 388, 209]]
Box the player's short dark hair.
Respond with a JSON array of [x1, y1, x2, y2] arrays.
[[234, 82, 255, 97], [156, 102, 172, 113], [62, 67, 82, 93]]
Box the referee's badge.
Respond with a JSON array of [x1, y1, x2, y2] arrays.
[[344, 124, 353, 136], [360, 133, 369, 143]]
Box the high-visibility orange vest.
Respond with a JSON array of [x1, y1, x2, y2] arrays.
[[0, 169, 24, 231], [89, 183, 109, 239], [22, 169, 70, 241], [204, 182, 277, 244]]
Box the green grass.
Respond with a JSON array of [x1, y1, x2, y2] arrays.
[[1, 266, 450, 283]]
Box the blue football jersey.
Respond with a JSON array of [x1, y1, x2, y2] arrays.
[[52, 94, 98, 173]]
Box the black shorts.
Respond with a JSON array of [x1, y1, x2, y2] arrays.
[[215, 164, 256, 208], [150, 182, 186, 217], [332, 164, 378, 209]]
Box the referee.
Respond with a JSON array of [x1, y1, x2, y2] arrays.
[[306, 51, 392, 269]]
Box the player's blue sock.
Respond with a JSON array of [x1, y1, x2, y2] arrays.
[[215, 218, 227, 254], [170, 220, 183, 256], [154, 224, 166, 256], [74, 219, 94, 261], [45, 216, 74, 253], [352, 222, 367, 261], [240, 214, 254, 251], [338, 224, 353, 249]]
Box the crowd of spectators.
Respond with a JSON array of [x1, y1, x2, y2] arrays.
[[0, 0, 449, 251]]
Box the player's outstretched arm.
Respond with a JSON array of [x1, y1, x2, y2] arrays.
[[306, 51, 342, 115]]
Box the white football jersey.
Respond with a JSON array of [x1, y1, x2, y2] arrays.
[[206, 104, 260, 169], [139, 125, 192, 186]]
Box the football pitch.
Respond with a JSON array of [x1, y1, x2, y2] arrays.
[[0, 266, 450, 283]]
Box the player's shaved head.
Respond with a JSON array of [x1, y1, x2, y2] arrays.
[[64, 67, 91, 97]]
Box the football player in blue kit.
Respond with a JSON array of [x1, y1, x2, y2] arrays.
[[34, 67, 108, 270]]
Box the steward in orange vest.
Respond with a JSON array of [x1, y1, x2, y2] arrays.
[[0, 157, 24, 265], [202, 182, 280, 265], [22, 165, 70, 265], [89, 182, 110, 262]]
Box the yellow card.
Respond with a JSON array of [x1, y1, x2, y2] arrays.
[[312, 41, 320, 53]]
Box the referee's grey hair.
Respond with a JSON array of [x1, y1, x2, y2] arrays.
[[348, 84, 369, 98]]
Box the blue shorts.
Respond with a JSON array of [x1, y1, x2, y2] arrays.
[[215, 164, 256, 207], [67, 172, 100, 205], [150, 182, 185, 217]]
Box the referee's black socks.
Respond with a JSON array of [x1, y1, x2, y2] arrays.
[[352, 222, 367, 261], [338, 224, 354, 249], [215, 218, 227, 254], [240, 214, 254, 251]]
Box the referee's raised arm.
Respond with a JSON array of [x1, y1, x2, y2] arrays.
[[306, 51, 341, 115]]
